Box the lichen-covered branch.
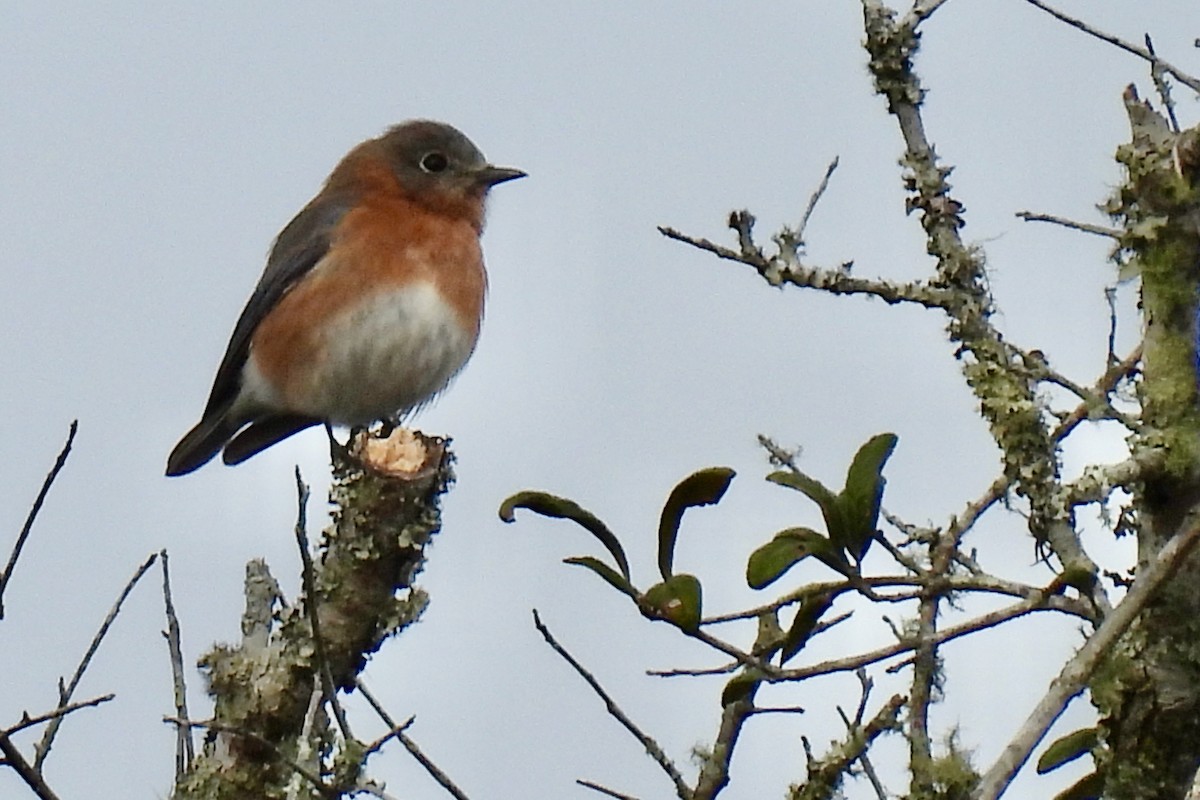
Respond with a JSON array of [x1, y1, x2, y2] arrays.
[[861, 0, 1083, 574], [172, 430, 451, 800], [788, 693, 905, 800], [1089, 88, 1200, 800]]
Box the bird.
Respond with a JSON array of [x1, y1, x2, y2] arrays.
[[166, 120, 524, 476]]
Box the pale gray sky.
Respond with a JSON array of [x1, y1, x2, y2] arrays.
[[1, 3, 1193, 798]]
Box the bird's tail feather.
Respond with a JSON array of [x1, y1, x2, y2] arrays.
[[223, 415, 321, 466], [166, 413, 239, 477]]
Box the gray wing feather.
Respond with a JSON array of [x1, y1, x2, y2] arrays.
[[201, 196, 350, 417]]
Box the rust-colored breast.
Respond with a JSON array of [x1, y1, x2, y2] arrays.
[[249, 185, 486, 413]]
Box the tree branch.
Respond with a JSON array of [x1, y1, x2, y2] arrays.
[[533, 610, 691, 800], [0, 420, 77, 619], [975, 520, 1200, 799], [34, 551, 157, 769], [1020, 0, 1200, 94], [159, 549, 194, 780]]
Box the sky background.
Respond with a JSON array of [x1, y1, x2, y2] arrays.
[[1, 2, 1195, 798]]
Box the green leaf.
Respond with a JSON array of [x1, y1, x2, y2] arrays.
[[657, 467, 735, 580], [779, 592, 835, 665], [499, 491, 630, 580], [1037, 727, 1099, 774], [563, 557, 638, 599], [745, 528, 846, 589], [640, 574, 703, 631], [720, 671, 761, 707], [1052, 771, 1103, 800], [767, 470, 847, 547], [837, 433, 898, 562]]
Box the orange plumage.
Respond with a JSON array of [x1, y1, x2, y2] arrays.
[[166, 120, 523, 476]]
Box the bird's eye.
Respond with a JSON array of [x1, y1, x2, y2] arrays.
[[420, 152, 449, 173]]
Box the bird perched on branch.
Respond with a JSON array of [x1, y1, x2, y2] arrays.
[[166, 120, 524, 476]]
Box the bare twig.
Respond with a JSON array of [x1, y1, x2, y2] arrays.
[[1104, 286, 1120, 367], [660, 223, 948, 307], [747, 705, 806, 716], [293, 468, 353, 743], [701, 574, 1091, 626], [159, 549, 194, 778], [1015, 211, 1121, 239], [0, 731, 61, 800], [0, 420, 77, 619], [4, 694, 114, 736], [577, 779, 644, 800], [975, 520, 1200, 799], [1020, 0, 1200, 93], [793, 694, 905, 800], [1052, 345, 1142, 444], [838, 671, 887, 800], [362, 716, 414, 760], [796, 157, 839, 243], [34, 551, 157, 769], [1144, 34, 1180, 131], [356, 679, 473, 800], [780, 594, 1068, 682], [533, 610, 691, 799]]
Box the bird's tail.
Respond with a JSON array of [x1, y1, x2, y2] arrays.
[[166, 412, 239, 477], [222, 415, 321, 465]]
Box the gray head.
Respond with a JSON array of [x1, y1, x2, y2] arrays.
[[378, 119, 525, 205]]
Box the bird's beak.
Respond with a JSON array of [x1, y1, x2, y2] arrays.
[[475, 165, 527, 187]]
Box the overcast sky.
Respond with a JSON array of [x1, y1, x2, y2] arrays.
[[1, 3, 1195, 798]]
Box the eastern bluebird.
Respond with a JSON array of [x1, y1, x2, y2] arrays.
[[166, 120, 524, 476]]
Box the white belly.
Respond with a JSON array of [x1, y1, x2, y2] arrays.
[[243, 281, 477, 424]]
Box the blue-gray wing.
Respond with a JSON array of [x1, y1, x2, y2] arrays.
[[201, 196, 351, 417]]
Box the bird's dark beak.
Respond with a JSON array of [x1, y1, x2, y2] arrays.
[[476, 165, 527, 187]]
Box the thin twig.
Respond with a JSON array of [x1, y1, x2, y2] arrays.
[[363, 716, 415, 760], [356, 679, 472, 800], [533, 610, 691, 800], [1104, 286, 1120, 368], [1021, 0, 1200, 93], [795, 694, 905, 800], [746, 705, 807, 715], [0, 731, 61, 800], [796, 157, 839, 242], [159, 549, 194, 778], [577, 779, 644, 800], [779, 595, 1066, 681], [975, 520, 1200, 799], [839, 671, 887, 800], [701, 574, 1090, 626], [293, 468, 353, 743], [0, 420, 77, 619], [1051, 345, 1143, 445], [3, 694, 114, 736], [1144, 34, 1180, 132], [1015, 211, 1121, 239], [34, 551, 157, 769]]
